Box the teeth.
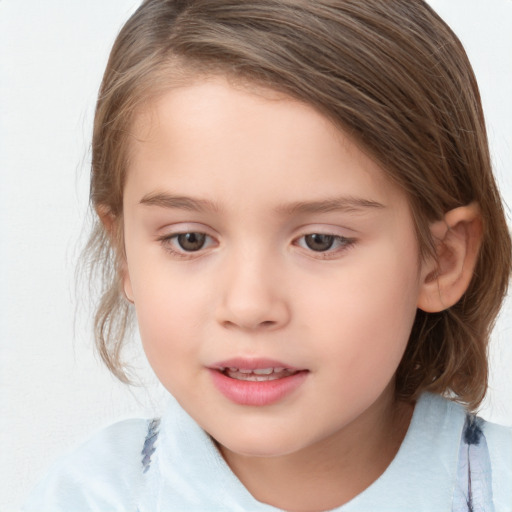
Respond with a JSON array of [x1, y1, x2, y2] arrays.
[[234, 373, 278, 381], [252, 368, 274, 375], [245, 374, 272, 381], [221, 367, 285, 374], [223, 367, 298, 381]]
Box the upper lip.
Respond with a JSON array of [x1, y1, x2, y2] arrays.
[[210, 357, 301, 371]]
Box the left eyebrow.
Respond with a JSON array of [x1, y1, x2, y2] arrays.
[[276, 196, 385, 216]]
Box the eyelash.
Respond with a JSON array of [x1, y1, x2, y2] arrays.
[[157, 232, 356, 259], [157, 232, 216, 259], [294, 233, 356, 259]]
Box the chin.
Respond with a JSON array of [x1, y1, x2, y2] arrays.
[[213, 427, 309, 459]]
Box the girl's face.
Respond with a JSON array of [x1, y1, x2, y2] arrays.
[[122, 77, 426, 458]]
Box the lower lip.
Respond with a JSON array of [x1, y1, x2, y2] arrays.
[[209, 369, 308, 406]]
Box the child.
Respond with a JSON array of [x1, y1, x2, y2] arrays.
[[25, 0, 511, 510]]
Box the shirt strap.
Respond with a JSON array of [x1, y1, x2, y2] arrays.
[[452, 414, 495, 512]]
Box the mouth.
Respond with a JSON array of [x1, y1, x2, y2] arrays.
[[209, 358, 308, 406], [218, 367, 300, 381]]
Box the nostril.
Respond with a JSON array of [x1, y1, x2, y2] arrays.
[[220, 318, 277, 331], [216, 292, 290, 331]]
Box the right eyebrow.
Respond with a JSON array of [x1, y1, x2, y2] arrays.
[[139, 192, 220, 213]]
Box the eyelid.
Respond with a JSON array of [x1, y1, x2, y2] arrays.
[[156, 223, 218, 258], [158, 232, 217, 258], [294, 234, 355, 249], [292, 226, 357, 258]]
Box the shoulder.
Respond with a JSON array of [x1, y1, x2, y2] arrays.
[[395, 393, 512, 511], [480, 414, 512, 451], [24, 417, 155, 512], [448, 400, 512, 512]]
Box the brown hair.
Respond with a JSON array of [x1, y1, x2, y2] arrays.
[[85, 0, 511, 409]]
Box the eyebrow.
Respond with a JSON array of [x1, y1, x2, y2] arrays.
[[139, 192, 220, 213], [139, 192, 385, 215], [275, 197, 385, 215]]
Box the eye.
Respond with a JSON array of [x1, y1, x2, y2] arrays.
[[304, 234, 335, 252], [158, 231, 215, 255], [296, 233, 355, 254], [174, 232, 207, 252]]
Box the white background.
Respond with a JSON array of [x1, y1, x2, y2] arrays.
[[1, 1, 511, 510]]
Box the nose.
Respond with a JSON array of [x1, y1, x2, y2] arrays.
[[215, 250, 290, 331]]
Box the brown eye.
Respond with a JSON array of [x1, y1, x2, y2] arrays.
[[176, 232, 206, 251], [304, 234, 335, 252]]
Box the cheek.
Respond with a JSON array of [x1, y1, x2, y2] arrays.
[[127, 262, 209, 384], [300, 247, 420, 378]]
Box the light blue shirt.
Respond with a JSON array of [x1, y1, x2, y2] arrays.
[[24, 393, 512, 511]]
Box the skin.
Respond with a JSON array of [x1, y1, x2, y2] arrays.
[[119, 77, 478, 511]]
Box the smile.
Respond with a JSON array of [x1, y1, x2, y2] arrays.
[[220, 367, 299, 381], [209, 359, 308, 406]]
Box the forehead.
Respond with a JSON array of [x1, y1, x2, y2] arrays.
[[125, 77, 407, 214]]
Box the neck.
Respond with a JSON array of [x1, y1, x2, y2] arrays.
[[219, 389, 414, 512]]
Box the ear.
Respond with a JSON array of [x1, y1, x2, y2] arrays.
[[417, 203, 483, 313], [96, 204, 116, 236], [96, 205, 134, 304]]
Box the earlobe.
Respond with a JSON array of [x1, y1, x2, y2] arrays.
[[417, 203, 482, 313]]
